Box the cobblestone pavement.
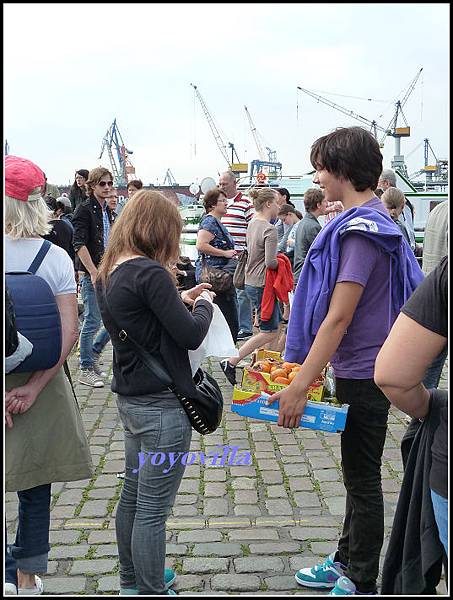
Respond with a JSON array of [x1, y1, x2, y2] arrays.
[[6, 350, 448, 595]]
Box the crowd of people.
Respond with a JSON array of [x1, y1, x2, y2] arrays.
[[4, 124, 448, 596]]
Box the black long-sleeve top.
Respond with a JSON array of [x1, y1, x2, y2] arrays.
[[96, 257, 213, 398]]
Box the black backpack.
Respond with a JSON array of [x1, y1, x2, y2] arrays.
[[5, 287, 19, 358]]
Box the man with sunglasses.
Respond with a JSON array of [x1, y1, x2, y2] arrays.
[[72, 168, 115, 387]]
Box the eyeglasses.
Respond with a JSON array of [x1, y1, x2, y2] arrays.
[[98, 181, 114, 188]]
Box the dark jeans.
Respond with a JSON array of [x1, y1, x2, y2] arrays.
[[423, 346, 448, 390], [10, 484, 51, 573], [215, 291, 239, 343], [336, 378, 390, 593], [5, 522, 18, 586]]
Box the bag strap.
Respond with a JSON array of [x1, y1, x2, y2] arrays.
[[101, 285, 175, 391], [28, 240, 52, 274]]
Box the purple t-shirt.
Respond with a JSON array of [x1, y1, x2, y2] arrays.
[[331, 198, 397, 379]]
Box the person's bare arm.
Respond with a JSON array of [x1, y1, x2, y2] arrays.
[[268, 281, 364, 428], [374, 313, 446, 419], [5, 293, 79, 419], [196, 229, 236, 258]]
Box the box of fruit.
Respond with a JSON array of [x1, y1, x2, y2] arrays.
[[231, 388, 348, 433], [241, 349, 324, 401]]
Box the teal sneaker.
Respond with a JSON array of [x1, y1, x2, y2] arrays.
[[295, 552, 345, 588], [120, 568, 177, 594], [329, 576, 356, 595]]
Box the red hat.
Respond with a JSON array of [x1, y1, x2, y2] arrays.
[[5, 155, 46, 202]]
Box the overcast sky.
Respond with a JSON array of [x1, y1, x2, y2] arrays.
[[4, 3, 449, 187]]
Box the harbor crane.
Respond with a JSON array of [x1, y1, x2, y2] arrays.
[[377, 67, 424, 175], [297, 86, 388, 143], [163, 168, 178, 186], [99, 119, 135, 188], [244, 105, 282, 180], [191, 83, 247, 173]]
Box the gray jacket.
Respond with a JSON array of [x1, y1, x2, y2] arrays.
[[293, 212, 321, 283]]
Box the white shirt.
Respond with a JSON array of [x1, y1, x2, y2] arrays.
[[5, 237, 76, 296]]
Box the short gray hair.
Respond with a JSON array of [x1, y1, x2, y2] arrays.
[[221, 170, 237, 183], [380, 169, 397, 186]]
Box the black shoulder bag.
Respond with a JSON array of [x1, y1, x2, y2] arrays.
[[101, 287, 223, 435]]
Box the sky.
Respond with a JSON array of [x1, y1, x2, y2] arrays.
[[4, 3, 449, 187]]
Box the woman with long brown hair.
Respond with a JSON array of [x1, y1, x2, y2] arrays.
[[96, 190, 215, 595]]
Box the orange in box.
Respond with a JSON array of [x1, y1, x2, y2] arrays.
[[241, 368, 324, 402]]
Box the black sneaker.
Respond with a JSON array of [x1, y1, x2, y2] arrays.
[[220, 359, 237, 385], [237, 330, 253, 340]]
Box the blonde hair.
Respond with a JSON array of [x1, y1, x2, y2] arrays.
[[381, 187, 406, 215], [4, 189, 53, 238], [248, 187, 278, 212], [97, 190, 183, 285]]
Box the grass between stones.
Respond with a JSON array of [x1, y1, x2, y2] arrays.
[[241, 544, 251, 556]]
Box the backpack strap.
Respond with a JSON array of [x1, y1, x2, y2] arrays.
[[28, 240, 52, 274]]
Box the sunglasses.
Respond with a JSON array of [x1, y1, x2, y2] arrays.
[[98, 181, 114, 188]]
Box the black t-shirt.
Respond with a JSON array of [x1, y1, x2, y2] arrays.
[[43, 219, 75, 262], [96, 257, 212, 398], [402, 256, 448, 498]]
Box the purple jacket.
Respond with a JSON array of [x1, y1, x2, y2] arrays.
[[285, 205, 424, 363]]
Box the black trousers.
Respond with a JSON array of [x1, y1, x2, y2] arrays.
[[214, 291, 239, 344], [336, 378, 390, 593]]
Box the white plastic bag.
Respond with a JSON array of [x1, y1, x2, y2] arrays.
[[188, 304, 239, 375]]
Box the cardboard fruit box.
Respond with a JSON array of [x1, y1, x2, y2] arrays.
[[243, 348, 324, 402], [231, 387, 349, 433]]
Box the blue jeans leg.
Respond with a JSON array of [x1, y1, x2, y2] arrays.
[[79, 274, 102, 370], [11, 484, 51, 573], [115, 396, 192, 594], [431, 489, 448, 556], [236, 288, 253, 333], [93, 326, 111, 355], [423, 346, 448, 389]]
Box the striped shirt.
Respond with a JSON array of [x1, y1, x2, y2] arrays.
[[221, 192, 255, 251], [324, 200, 344, 224], [102, 203, 111, 249]]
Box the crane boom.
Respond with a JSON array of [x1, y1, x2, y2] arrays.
[[297, 86, 388, 138], [378, 68, 423, 146], [191, 83, 231, 166], [98, 119, 134, 187], [244, 106, 266, 161]]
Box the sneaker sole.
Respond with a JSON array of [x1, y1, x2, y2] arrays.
[[294, 572, 336, 588], [78, 379, 104, 388]]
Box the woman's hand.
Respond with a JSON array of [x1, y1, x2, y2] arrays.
[[224, 249, 238, 259], [267, 383, 308, 429], [181, 283, 214, 306], [5, 383, 41, 416], [5, 409, 14, 429], [194, 290, 216, 306]]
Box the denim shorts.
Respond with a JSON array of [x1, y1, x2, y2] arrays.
[[244, 284, 281, 332]]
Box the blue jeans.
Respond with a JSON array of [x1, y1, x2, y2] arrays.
[[79, 274, 102, 370], [244, 284, 281, 332], [93, 327, 111, 355], [236, 288, 253, 333], [115, 392, 192, 594], [431, 489, 448, 556], [10, 484, 51, 573], [423, 346, 448, 389]]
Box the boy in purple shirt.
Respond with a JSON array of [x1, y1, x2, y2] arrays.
[[269, 127, 423, 595]]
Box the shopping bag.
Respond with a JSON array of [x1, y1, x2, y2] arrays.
[[188, 304, 239, 375]]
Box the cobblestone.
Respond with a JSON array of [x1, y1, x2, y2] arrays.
[[35, 350, 447, 594]]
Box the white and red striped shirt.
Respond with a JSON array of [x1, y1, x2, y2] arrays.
[[221, 192, 255, 251]]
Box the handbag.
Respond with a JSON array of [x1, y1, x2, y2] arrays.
[[232, 249, 248, 290], [200, 257, 235, 294], [101, 287, 223, 435]]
